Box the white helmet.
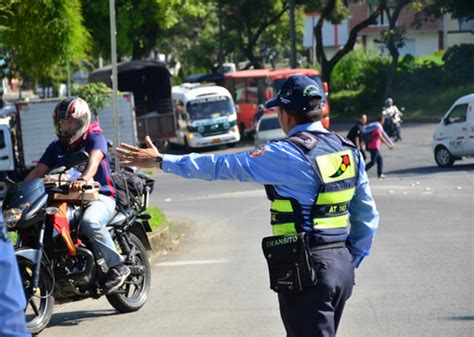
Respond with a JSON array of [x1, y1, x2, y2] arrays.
[[385, 98, 393, 107], [53, 97, 91, 145]]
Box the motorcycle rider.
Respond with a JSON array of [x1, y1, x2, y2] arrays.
[[382, 98, 403, 141], [25, 97, 130, 293]]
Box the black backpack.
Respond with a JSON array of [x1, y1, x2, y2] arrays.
[[112, 170, 155, 210]]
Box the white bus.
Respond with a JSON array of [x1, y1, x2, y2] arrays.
[[170, 83, 240, 149]]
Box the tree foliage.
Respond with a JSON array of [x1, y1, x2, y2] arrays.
[[417, 0, 474, 22], [1, 0, 90, 82], [73, 82, 112, 120], [217, 0, 290, 69], [82, 0, 204, 60]]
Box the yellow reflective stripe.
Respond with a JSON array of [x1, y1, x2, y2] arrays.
[[316, 188, 355, 205], [313, 214, 349, 229], [272, 223, 296, 236], [271, 199, 294, 212]]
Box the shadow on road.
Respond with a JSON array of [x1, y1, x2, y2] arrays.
[[48, 309, 117, 328], [386, 163, 474, 176]]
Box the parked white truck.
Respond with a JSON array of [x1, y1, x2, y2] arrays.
[[0, 94, 137, 196]]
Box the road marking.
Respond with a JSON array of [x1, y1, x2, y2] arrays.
[[155, 259, 228, 267]]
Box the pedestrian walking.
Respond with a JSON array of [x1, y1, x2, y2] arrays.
[[347, 113, 367, 160], [116, 75, 379, 337], [365, 115, 394, 179]]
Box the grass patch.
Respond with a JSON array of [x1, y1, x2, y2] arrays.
[[144, 205, 167, 232]]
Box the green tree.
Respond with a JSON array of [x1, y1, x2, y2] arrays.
[[156, 2, 220, 74], [374, 0, 417, 96], [304, 0, 380, 87], [417, 0, 474, 22], [73, 82, 112, 120], [218, 0, 290, 69], [82, 0, 204, 61], [1, 0, 90, 82]]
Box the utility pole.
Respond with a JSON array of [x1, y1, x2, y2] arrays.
[[109, 0, 120, 171], [218, 5, 224, 72], [289, 0, 297, 69]]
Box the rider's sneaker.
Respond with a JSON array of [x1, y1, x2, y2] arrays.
[[103, 264, 130, 294]]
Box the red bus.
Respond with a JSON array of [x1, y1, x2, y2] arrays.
[[224, 68, 330, 135]]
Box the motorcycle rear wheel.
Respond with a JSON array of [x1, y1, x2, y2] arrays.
[[17, 257, 54, 335], [107, 233, 151, 312]]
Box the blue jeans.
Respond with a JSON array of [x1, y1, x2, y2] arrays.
[[80, 195, 123, 268], [0, 224, 31, 337]]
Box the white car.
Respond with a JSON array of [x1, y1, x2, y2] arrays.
[[432, 93, 474, 167], [254, 113, 286, 147]]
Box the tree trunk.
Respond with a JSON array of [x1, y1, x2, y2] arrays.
[[385, 40, 399, 97], [384, 0, 411, 97], [313, 3, 381, 91]]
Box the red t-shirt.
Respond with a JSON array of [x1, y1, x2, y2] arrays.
[[366, 128, 382, 150]]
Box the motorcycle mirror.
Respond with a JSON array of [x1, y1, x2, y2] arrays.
[[67, 151, 89, 169]]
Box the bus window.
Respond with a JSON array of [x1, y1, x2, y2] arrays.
[[235, 78, 247, 104], [247, 78, 259, 104]]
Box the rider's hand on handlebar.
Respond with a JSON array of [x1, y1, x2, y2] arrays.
[[69, 179, 87, 193], [116, 136, 162, 169]]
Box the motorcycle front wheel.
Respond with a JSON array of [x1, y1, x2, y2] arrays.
[[17, 257, 54, 335], [106, 233, 151, 312]]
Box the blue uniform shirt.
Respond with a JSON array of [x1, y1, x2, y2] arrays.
[[39, 132, 116, 198], [162, 121, 379, 267]]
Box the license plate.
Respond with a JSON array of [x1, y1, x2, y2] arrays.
[[212, 138, 221, 143]]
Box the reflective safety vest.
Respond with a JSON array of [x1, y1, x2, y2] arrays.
[[265, 131, 359, 243]]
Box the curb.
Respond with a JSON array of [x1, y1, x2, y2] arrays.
[[146, 218, 193, 258], [148, 225, 173, 254]]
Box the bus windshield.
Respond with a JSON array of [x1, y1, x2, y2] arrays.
[[186, 96, 234, 120]]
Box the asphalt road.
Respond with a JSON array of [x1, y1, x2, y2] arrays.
[[42, 123, 473, 337]]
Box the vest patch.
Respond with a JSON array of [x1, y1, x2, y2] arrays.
[[316, 150, 356, 183], [250, 145, 266, 157]]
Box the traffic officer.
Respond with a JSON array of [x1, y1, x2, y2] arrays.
[[116, 75, 379, 337], [0, 216, 31, 337]]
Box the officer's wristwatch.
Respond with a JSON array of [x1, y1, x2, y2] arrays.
[[155, 155, 163, 169]]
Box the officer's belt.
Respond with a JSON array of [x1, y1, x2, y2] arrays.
[[309, 240, 346, 251]]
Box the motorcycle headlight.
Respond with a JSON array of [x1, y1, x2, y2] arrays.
[[3, 203, 30, 229]]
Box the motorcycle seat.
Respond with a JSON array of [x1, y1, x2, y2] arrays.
[[107, 209, 132, 227]]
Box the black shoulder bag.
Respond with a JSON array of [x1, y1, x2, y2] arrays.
[[261, 232, 317, 294]]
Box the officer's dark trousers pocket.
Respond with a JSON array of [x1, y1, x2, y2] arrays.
[[277, 247, 355, 337]]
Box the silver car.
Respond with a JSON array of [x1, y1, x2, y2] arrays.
[[254, 113, 286, 147]]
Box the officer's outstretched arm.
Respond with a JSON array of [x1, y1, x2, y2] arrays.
[[116, 136, 161, 168]]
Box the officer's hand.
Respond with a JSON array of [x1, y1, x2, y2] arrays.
[[116, 136, 162, 168], [70, 179, 86, 193]]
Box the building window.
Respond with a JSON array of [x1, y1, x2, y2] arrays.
[[460, 19, 474, 32], [368, 5, 393, 26]]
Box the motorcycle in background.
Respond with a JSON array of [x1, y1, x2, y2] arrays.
[[383, 106, 404, 142], [3, 151, 153, 334]]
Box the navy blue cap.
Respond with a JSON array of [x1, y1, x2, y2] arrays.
[[265, 75, 323, 112]]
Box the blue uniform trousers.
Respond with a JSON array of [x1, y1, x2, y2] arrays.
[[278, 247, 354, 337]]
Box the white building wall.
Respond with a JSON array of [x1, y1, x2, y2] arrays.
[[365, 31, 438, 56]]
